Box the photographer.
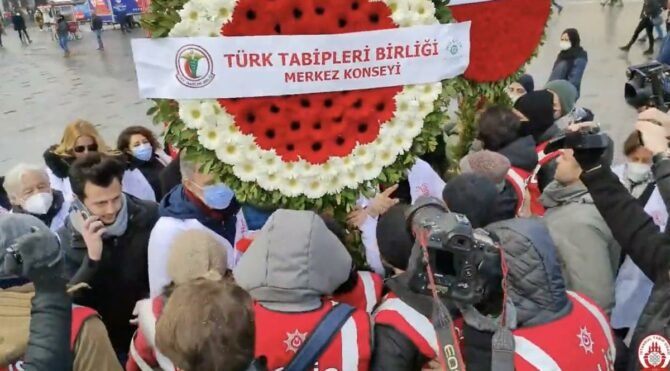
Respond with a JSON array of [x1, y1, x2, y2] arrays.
[[0, 214, 122, 371], [568, 119, 670, 370], [0, 214, 72, 371], [372, 196, 614, 371]]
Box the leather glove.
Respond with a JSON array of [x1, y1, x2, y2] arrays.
[[4, 227, 66, 291]]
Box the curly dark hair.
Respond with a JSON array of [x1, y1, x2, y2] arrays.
[[116, 126, 161, 153]]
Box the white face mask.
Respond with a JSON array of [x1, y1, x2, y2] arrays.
[[559, 40, 572, 51], [507, 91, 523, 103], [626, 162, 652, 183], [22, 192, 54, 215]]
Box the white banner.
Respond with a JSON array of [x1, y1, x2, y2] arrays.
[[131, 23, 471, 99]]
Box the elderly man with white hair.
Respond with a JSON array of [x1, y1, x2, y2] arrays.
[[2, 163, 70, 231]]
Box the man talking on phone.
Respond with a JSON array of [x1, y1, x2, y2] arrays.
[[57, 153, 159, 364]]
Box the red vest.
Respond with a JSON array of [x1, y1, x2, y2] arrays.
[[332, 271, 383, 314], [506, 141, 562, 217], [374, 291, 614, 370], [0, 305, 98, 371], [127, 297, 177, 371], [374, 291, 440, 360], [254, 300, 372, 371], [514, 291, 615, 371]]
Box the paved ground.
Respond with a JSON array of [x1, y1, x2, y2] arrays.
[[0, 1, 656, 172]]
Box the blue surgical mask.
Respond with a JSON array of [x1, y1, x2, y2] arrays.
[[201, 183, 235, 210], [132, 143, 153, 162]]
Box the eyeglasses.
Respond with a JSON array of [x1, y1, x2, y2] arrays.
[[73, 144, 98, 153]]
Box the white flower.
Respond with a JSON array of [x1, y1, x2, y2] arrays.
[[390, 9, 411, 27], [302, 177, 328, 199], [410, 1, 436, 20], [352, 145, 374, 165], [232, 157, 256, 182], [215, 140, 243, 165], [198, 127, 222, 150], [178, 1, 206, 24], [377, 147, 398, 167], [169, 21, 196, 37], [417, 13, 439, 25], [341, 168, 362, 188], [194, 19, 223, 37], [357, 157, 383, 181], [392, 132, 414, 152], [279, 177, 303, 197], [319, 160, 340, 178], [416, 99, 434, 118], [204, 0, 237, 22], [385, 0, 411, 14], [395, 93, 420, 114], [258, 150, 281, 174], [277, 161, 299, 179], [416, 83, 441, 106], [194, 100, 222, 127], [328, 174, 347, 194], [256, 171, 281, 191], [178, 100, 206, 129], [341, 156, 358, 172], [293, 159, 320, 177]]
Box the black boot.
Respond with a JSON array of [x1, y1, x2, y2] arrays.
[[620, 44, 631, 51], [644, 48, 654, 55]]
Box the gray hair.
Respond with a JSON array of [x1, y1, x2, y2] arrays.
[[179, 149, 196, 180], [3, 163, 49, 199]]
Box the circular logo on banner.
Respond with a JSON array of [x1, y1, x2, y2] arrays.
[[638, 334, 670, 370], [175, 45, 215, 88], [446, 39, 464, 57]]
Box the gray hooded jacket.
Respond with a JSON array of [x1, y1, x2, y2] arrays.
[[233, 209, 353, 312], [540, 181, 621, 314]]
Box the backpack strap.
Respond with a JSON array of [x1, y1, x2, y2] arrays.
[[284, 303, 356, 371]]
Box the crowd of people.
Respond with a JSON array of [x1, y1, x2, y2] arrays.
[[0, 24, 670, 371]]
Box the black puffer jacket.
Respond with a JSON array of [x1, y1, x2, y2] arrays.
[[371, 219, 570, 371], [581, 165, 670, 371], [494, 136, 539, 220], [462, 218, 572, 370]]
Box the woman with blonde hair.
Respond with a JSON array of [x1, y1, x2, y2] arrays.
[[43, 120, 157, 202]]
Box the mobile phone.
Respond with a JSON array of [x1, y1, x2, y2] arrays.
[[71, 196, 92, 220]]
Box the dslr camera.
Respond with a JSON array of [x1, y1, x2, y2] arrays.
[[625, 61, 670, 112], [405, 197, 499, 305], [544, 124, 610, 154]]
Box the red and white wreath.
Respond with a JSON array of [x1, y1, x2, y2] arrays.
[[170, 0, 442, 199]]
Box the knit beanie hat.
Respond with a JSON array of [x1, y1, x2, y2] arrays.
[[442, 174, 499, 228], [517, 74, 534, 93], [376, 204, 414, 271], [459, 150, 511, 185], [545, 79, 578, 116], [167, 230, 228, 285], [514, 90, 556, 141]]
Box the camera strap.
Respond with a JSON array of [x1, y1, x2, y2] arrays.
[[417, 229, 467, 371]]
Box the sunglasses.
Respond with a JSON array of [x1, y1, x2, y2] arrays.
[[73, 144, 98, 153]]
